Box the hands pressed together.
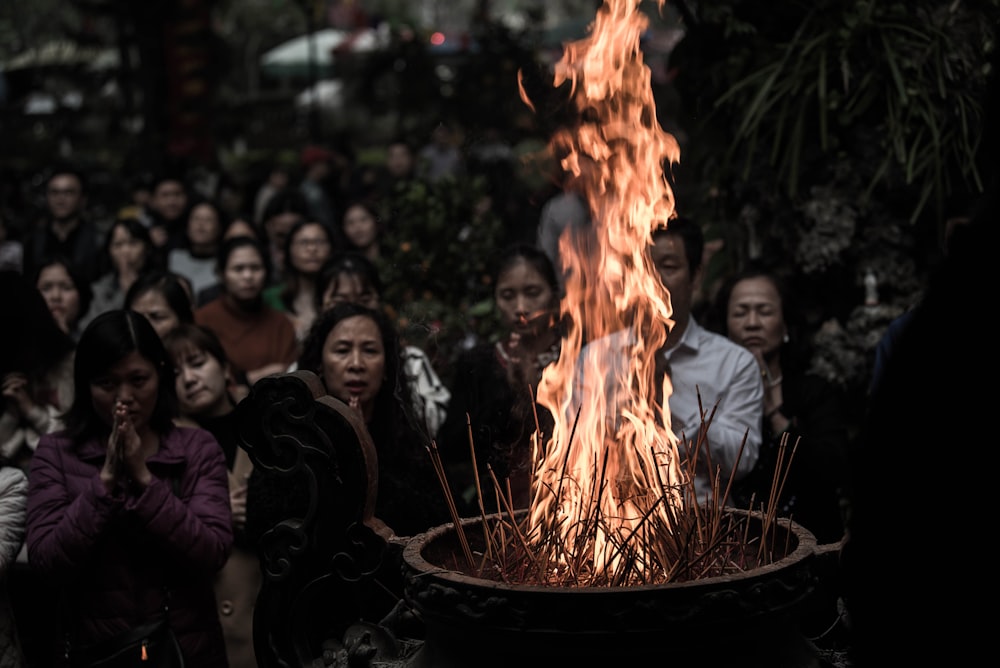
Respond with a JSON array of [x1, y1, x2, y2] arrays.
[[100, 400, 153, 492]]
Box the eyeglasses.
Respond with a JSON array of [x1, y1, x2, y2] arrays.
[[47, 188, 80, 197]]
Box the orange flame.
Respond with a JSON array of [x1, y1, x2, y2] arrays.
[[523, 0, 684, 581]]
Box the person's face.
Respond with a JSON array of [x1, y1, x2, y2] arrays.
[[268, 170, 289, 189], [342, 205, 378, 250], [321, 315, 385, 420], [130, 290, 181, 339], [726, 277, 786, 360], [109, 225, 148, 273], [650, 233, 697, 327], [321, 273, 380, 311], [495, 259, 557, 335], [222, 246, 266, 301], [89, 351, 159, 432], [46, 174, 85, 221], [172, 344, 230, 418], [131, 186, 151, 207], [386, 144, 413, 178], [289, 223, 331, 275], [187, 203, 221, 248], [150, 180, 187, 221], [36, 263, 80, 332]]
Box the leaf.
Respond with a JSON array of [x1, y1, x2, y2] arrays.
[[880, 31, 909, 105], [467, 299, 495, 317], [818, 47, 829, 150]]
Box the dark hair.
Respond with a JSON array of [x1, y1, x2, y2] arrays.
[[339, 200, 382, 253], [150, 171, 188, 195], [181, 196, 229, 250], [222, 216, 265, 244], [32, 253, 94, 323], [710, 263, 809, 368], [315, 252, 383, 310], [98, 217, 155, 278], [261, 187, 311, 225], [162, 322, 230, 370], [651, 217, 704, 276], [215, 234, 271, 285], [124, 270, 196, 326], [0, 270, 76, 380], [278, 219, 334, 312], [298, 302, 422, 448], [492, 243, 560, 294], [44, 163, 88, 195], [0, 206, 21, 242], [61, 309, 177, 440]]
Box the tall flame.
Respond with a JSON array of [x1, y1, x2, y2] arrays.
[[523, 0, 684, 581]]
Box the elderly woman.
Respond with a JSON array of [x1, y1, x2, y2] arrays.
[[713, 264, 849, 544], [247, 303, 448, 544]]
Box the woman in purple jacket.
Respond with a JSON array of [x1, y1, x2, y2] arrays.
[[25, 309, 233, 667]]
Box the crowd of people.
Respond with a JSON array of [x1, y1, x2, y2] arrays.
[[0, 121, 970, 667]]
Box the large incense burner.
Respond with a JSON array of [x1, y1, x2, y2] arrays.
[[402, 513, 838, 667], [236, 372, 842, 668]]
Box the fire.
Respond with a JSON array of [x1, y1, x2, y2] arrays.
[[523, 0, 684, 583]]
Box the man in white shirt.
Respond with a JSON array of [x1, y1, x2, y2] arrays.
[[567, 218, 763, 504], [650, 218, 763, 501]]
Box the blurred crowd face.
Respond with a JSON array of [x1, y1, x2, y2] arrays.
[[726, 276, 786, 359], [385, 143, 414, 178], [46, 173, 85, 222], [90, 351, 159, 434], [321, 272, 379, 311], [289, 222, 332, 275], [342, 204, 378, 251], [108, 223, 149, 275], [321, 314, 385, 420], [36, 262, 81, 333], [186, 203, 222, 251], [130, 289, 182, 339], [222, 246, 266, 303], [172, 343, 230, 418], [150, 179, 188, 221], [494, 259, 557, 337]]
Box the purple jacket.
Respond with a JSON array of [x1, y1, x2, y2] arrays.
[[26, 426, 233, 667]]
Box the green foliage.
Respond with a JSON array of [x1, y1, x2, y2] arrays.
[[376, 174, 507, 382], [710, 0, 995, 223]]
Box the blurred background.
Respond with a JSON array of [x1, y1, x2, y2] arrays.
[[0, 0, 996, 432]]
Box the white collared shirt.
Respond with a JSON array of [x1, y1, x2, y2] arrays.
[[663, 317, 763, 500], [569, 318, 763, 503]]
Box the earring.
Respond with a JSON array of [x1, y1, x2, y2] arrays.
[[783, 333, 790, 343]]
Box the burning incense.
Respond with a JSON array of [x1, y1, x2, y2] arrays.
[[523, 0, 685, 583], [427, 0, 800, 588]]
